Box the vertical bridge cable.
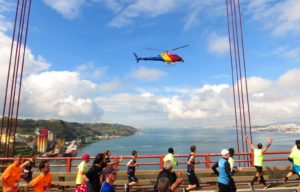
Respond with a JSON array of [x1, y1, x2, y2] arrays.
[[1, 0, 32, 157], [225, 0, 240, 165], [5, 0, 27, 157], [13, 0, 32, 156], [226, 0, 253, 166], [0, 0, 20, 152]]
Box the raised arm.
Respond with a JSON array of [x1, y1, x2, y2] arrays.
[[245, 135, 255, 150], [262, 137, 272, 153]]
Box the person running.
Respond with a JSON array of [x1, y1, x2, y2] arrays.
[[85, 153, 104, 192], [0, 155, 29, 192], [154, 160, 184, 192], [212, 149, 232, 192], [163, 147, 178, 166], [283, 140, 300, 183], [246, 135, 272, 190], [100, 166, 118, 192], [76, 153, 90, 186], [228, 148, 237, 192], [125, 150, 138, 191], [103, 150, 123, 167], [184, 145, 200, 191], [23, 152, 36, 184], [23, 160, 52, 192]]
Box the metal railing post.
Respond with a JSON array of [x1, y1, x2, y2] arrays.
[[66, 157, 71, 172], [205, 154, 210, 169]]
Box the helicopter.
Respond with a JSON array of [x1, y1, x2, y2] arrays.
[[133, 45, 189, 65]]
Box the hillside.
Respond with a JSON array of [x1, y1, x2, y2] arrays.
[[1, 118, 138, 141]]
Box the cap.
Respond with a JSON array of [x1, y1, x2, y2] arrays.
[[102, 166, 117, 174], [221, 149, 229, 156], [82, 153, 90, 160]]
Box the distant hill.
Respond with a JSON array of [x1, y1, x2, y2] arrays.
[[1, 118, 138, 141]]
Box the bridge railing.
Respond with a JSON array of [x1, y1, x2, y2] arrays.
[[0, 150, 291, 172]]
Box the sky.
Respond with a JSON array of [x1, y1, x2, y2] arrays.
[[0, 0, 300, 128]]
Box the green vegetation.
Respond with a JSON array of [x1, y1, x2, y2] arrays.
[[1, 118, 138, 141]]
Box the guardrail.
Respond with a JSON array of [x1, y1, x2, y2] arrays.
[[0, 150, 291, 172]]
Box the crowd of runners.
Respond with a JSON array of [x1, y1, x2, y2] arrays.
[[0, 137, 299, 192]]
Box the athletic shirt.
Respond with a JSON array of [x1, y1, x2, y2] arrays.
[[217, 158, 230, 185], [228, 157, 234, 169], [289, 146, 300, 166], [100, 181, 116, 192], [187, 153, 195, 170], [254, 149, 264, 166], [127, 159, 136, 175]]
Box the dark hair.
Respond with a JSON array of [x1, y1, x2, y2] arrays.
[[157, 177, 170, 192], [228, 148, 235, 156], [168, 147, 174, 154], [93, 153, 104, 165], [132, 150, 137, 156], [190, 145, 196, 152], [295, 140, 300, 145], [29, 151, 36, 157], [257, 143, 263, 149], [39, 160, 48, 171], [104, 150, 110, 156]]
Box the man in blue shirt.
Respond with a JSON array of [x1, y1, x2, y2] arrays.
[[212, 149, 232, 192], [100, 166, 117, 192]]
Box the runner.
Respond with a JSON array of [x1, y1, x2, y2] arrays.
[[154, 160, 184, 192], [185, 145, 200, 191], [228, 148, 237, 192], [212, 149, 232, 192], [24, 160, 52, 192], [76, 153, 90, 186], [86, 153, 104, 192], [163, 147, 178, 166], [103, 150, 123, 167], [23, 152, 36, 183], [283, 140, 300, 183], [100, 166, 118, 192], [0, 155, 29, 192], [125, 150, 138, 191], [246, 135, 272, 190]]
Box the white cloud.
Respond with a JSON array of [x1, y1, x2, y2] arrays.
[[131, 66, 166, 81], [207, 32, 229, 55], [247, 0, 300, 36], [277, 68, 300, 88], [98, 78, 127, 92], [76, 63, 107, 80], [43, 0, 86, 19], [108, 0, 178, 27]]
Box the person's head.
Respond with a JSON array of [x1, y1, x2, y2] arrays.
[[190, 145, 196, 153], [257, 143, 263, 149], [103, 166, 117, 183], [13, 154, 22, 166], [295, 140, 300, 149], [93, 153, 104, 165], [39, 160, 50, 174], [221, 149, 229, 159], [168, 147, 174, 154], [104, 150, 111, 157], [29, 152, 36, 160], [163, 160, 173, 171], [157, 177, 171, 192], [132, 150, 137, 158], [228, 148, 235, 157], [82, 153, 90, 163]]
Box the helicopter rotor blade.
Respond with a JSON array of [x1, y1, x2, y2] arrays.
[[169, 44, 189, 51], [145, 48, 163, 51]]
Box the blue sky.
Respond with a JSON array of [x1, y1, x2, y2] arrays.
[[1, 0, 300, 128]]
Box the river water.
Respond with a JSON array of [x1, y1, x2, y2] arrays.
[[74, 128, 298, 170]]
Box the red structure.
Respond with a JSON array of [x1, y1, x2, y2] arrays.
[[36, 129, 49, 153]]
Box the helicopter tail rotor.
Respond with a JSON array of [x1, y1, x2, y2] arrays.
[[133, 52, 140, 63]]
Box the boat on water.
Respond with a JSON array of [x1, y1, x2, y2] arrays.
[[62, 140, 78, 157]]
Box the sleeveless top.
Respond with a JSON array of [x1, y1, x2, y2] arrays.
[[187, 153, 195, 170], [127, 158, 136, 175], [254, 149, 264, 166]]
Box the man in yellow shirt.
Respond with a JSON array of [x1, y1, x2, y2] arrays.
[[0, 155, 28, 192], [283, 140, 300, 183], [24, 160, 52, 192], [246, 135, 272, 191], [76, 153, 90, 185]]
